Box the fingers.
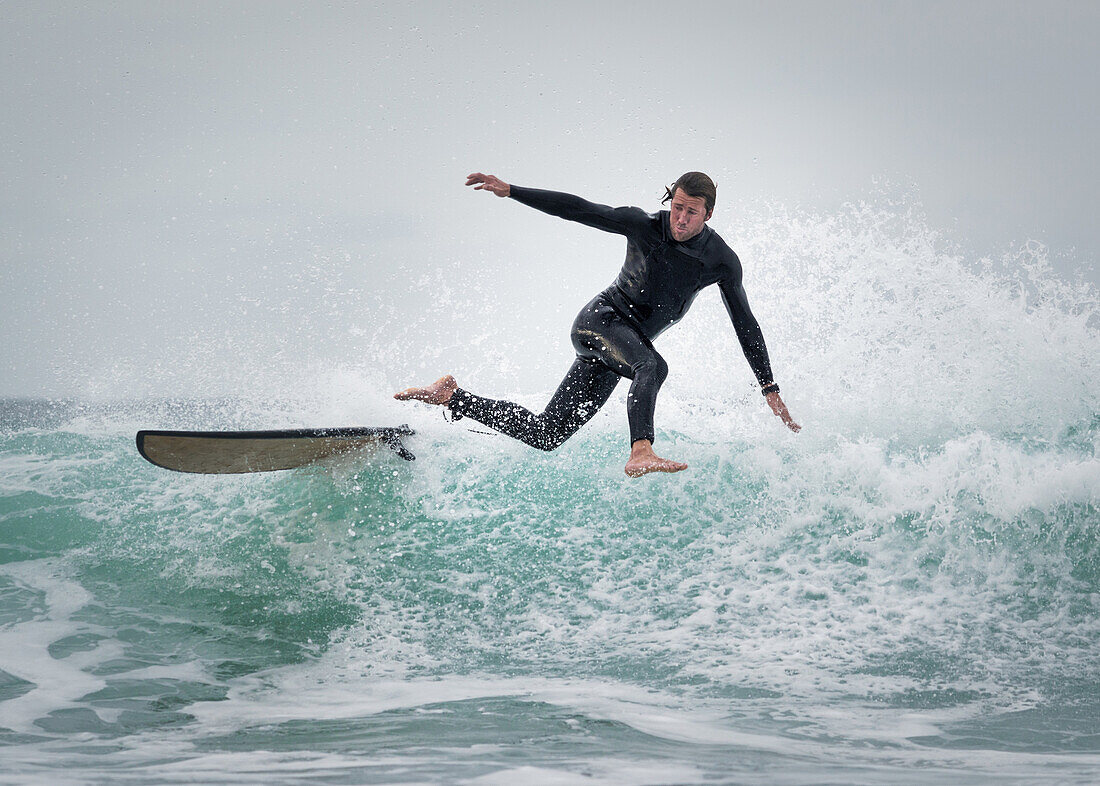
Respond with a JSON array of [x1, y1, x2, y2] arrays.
[[465, 172, 508, 196], [779, 408, 801, 432], [393, 387, 428, 401], [767, 394, 802, 433]]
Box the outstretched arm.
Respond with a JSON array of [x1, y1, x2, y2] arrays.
[[719, 277, 801, 433], [465, 171, 650, 237]]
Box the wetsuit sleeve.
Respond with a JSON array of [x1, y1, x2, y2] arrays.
[[718, 259, 776, 389], [509, 185, 651, 237]]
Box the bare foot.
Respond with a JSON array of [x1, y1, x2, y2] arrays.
[[394, 375, 457, 405], [624, 440, 688, 478]]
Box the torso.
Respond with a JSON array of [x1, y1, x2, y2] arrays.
[[608, 211, 741, 339]]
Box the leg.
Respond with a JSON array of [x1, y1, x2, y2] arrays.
[[446, 358, 619, 451], [571, 298, 687, 477], [571, 301, 668, 445]]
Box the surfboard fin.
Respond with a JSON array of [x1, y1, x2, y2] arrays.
[[385, 428, 416, 461]]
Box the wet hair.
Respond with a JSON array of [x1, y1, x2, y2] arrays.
[[662, 171, 716, 214]]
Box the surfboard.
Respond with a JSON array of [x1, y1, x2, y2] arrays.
[[136, 425, 415, 474]]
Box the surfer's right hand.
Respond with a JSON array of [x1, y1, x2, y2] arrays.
[[465, 172, 510, 197]]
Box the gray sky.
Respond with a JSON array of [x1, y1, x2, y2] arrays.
[[2, 1, 1098, 398]]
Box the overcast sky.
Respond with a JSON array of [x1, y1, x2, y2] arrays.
[[2, 1, 1098, 398]]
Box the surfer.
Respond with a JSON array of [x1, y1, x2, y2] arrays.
[[396, 172, 800, 478]]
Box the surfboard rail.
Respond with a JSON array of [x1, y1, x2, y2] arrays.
[[136, 425, 416, 474]]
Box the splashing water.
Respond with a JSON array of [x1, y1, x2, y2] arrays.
[[2, 200, 1099, 784]]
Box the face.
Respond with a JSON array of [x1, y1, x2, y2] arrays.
[[668, 189, 712, 242]]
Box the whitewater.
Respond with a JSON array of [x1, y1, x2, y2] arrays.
[[2, 201, 1100, 784]]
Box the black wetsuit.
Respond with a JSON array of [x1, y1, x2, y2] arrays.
[[448, 185, 777, 449]]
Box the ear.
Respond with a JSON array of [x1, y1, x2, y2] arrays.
[[705, 209, 713, 222]]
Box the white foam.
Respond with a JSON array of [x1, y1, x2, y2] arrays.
[[4, 197, 1100, 782], [154, 662, 1100, 782], [0, 559, 108, 734]]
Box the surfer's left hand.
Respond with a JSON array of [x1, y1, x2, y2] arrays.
[[766, 392, 801, 432]]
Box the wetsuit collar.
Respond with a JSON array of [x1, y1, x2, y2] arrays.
[[661, 210, 713, 258]]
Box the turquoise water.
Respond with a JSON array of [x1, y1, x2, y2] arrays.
[[3, 205, 1100, 783]]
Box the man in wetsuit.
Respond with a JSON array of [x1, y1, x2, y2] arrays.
[[396, 171, 800, 478]]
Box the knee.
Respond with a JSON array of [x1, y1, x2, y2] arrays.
[[532, 429, 568, 451], [532, 414, 574, 451], [633, 355, 668, 385], [536, 436, 564, 452]]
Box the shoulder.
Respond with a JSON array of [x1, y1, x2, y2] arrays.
[[706, 228, 743, 278], [625, 205, 662, 230], [617, 204, 658, 221], [614, 205, 663, 241]]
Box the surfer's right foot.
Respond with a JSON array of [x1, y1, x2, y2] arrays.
[[394, 375, 457, 405]]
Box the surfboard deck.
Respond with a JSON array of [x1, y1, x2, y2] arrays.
[[136, 425, 415, 474]]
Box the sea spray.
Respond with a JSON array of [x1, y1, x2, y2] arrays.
[[2, 198, 1099, 782]]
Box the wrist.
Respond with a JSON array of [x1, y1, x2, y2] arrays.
[[761, 383, 779, 396]]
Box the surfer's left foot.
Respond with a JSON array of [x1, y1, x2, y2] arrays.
[[394, 375, 457, 405], [624, 440, 688, 478]]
